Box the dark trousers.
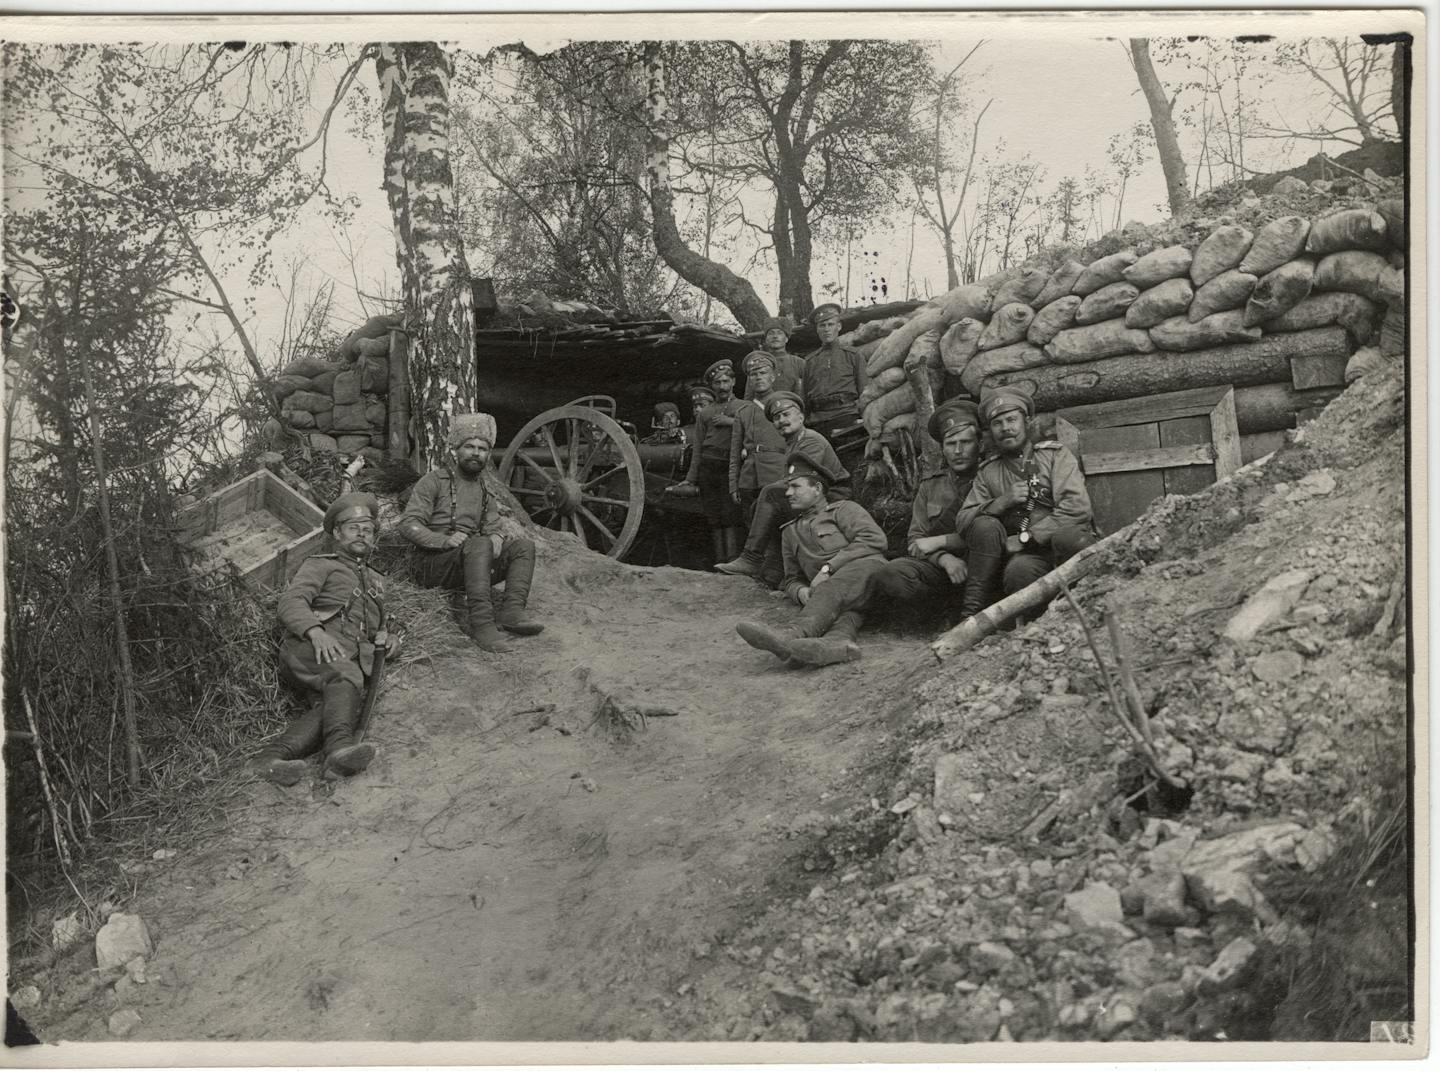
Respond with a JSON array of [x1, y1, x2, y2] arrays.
[[260, 641, 364, 761], [411, 534, 535, 635], [698, 456, 742, 528], [965, 515, 1095, 620], [795, 557, 886, 638], [871, 557, 953, 602]]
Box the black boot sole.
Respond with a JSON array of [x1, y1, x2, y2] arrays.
[[787, 638, 862, 667]]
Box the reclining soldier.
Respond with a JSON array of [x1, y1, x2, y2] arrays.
[[253, 492, 390, 785], [871, 398, 983, 614], [714, 390, 849, 585], [400, 412, 543, 653], [734, 454, 888, 667], [955, 388, 1096, 624]]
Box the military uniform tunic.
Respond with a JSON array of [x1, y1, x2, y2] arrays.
[[801, 341, 870, 432], [873, 469, 976, 602], [955, 441, 1093, 543], [729, 397, 789, 496], [687, 396, 748, 526], [277, 552, 386, 692], [400, 464, 501, 548], [780, 498, 889, 638]]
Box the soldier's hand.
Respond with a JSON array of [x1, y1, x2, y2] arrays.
[[1005, 534, 1025, 555], [797, 586, 812, 606], [730, 489, 741, 505], [939, 553, 968, 585], [993, 482, 1029, 512], [308, 627, 345, 665], [442, 530, 468, 549], [912, 535, 946, 556]]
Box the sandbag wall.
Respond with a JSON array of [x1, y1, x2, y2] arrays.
[[270, 313, 403, 457], [853, 200, 1407, 457]]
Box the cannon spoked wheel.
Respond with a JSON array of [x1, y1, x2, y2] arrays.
[[498, 403, 646, 560]]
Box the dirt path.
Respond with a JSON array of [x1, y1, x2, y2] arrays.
[[45, 548, 933, 1042]]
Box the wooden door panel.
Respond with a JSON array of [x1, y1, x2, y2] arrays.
[[1160, 414, 1216, 495]]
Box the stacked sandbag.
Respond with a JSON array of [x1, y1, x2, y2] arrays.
[[276, 312, 402, 456], [854, 194, 1407, 450]]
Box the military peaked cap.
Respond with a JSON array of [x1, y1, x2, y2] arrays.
[[743, 350, 776, 373], [927, 399, 982, 443], [979, 387, 1034, 423], [783, 452, 831, 485], [324, 491, 380, 534], [764, 391, 806, 420], [811, 302, 843, 325], [703, 359, 734, 384]]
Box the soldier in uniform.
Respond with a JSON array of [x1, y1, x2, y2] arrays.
[[641, 401, 686, 446], [871, 398, 983, 609], [734, 454, 889, 667], [715, 390, 849, 583], [400, 412, 543, 652], [749, 316, 806, 397], [254, 492, 390, 785], [672, 360, 747, 563], [955, 388, 1096, 623], [800, 302, 870, 441], [728, 351, 788, 520]]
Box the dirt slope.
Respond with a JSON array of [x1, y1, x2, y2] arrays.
[[27, 550, 931, 1042]]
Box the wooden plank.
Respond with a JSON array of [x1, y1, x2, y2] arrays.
[[1054, 385, 1233, 429], [1159, 415, 1216, 495], [1083, 442, 1215, 475], [214, 473, 260, 528], [1082, 423, 1165, 535], [261, 470, 325, 535], [1209, 386, 1243, 479], [1290, 351, 1349, 390]]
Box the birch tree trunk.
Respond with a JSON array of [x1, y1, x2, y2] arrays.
[[376, 42, 475, 468], [643, 43, 770, 331], [1129, 39, 1191, 218]]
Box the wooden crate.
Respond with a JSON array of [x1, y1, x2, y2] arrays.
[[178, 469, 325, 590], [1054, 385, 1243, 536]]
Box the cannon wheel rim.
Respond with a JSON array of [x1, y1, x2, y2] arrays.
[[497, 405, 646, 560]]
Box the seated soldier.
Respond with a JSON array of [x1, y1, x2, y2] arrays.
[[400, 412, 542, 653], [872, 398, 982, 611], [714, 390, 849, 583], [253, 492, 390, 785], [734, 454, 888, 667], [728, 351, 788, 521], [955, 388, 1096, 623]]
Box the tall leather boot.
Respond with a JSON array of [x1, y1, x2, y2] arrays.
[[321, 681, 375, 779], [722, 525, 744, 562], [709, 528, 727, 566], [496, 537, 543, 635], [736, 621, 802, 661], [717, 487, 785, 576], [788, 612, 863, 667], [959, 517, 1007, 620], [462, 535, 511, 652], [250, 702, 323, 785]]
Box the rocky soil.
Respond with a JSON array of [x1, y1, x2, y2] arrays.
[[657, 362, 1411, 1044]]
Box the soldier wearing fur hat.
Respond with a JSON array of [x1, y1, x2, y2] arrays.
[[673, 359, 747, 563], [873, 398, 983, 608], [728, 351, 789, 517], [734, 454, 888, 668], [715, 390, 849, 585], [254, 492, 390, 785], [399, 412, 542, 652], [641, 401, 686, 447], [800, 303, 870, 440], [745, 317, 805, 398], [955, 388, 1095, 623]]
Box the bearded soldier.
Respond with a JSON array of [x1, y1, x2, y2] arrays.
[[400, 412, 543, 652], [955, 388, 1096, 623], [254, 492, 391, 785]]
